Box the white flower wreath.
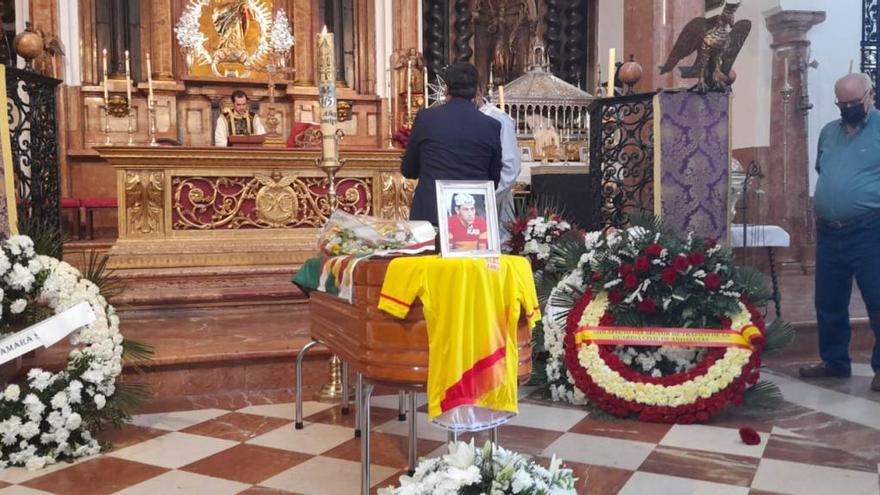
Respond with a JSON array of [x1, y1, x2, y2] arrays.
[[0, 236, 123, 470]]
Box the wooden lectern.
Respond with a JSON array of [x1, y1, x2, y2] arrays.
[[227, 135, 266, 147]]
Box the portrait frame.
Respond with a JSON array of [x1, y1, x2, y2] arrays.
[[435, 180, 500, 258], [578, 146, 590, 163], [520, 146, 533, 162]]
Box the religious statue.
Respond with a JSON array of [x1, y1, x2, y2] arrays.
[[212, 0, 254, 64], [474, 0, 538, 85], [659, 1, 751, 92]]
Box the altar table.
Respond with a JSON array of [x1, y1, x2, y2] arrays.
[[95, 146, 413, 270]]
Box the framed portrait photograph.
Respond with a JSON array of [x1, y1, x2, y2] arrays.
[[578, 146, 590, 163], [435, 180, 500, 258]]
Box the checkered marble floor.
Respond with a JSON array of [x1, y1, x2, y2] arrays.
[[3, 367, 880, 495]]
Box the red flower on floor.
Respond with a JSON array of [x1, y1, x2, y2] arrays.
[[624, 274, 639, 290], [706, 238, 718, 249], [634, 256, 651, 273], [591, 271, 602, 282], [619, 263, 633, 277], [738, 427, 761, 445], [638, 298, 657, 314], [608, 290, 623, 304]]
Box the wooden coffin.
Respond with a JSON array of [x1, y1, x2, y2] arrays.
[[308, 258, 533, 386]]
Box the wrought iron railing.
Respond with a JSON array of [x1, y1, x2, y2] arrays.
[[5, 67, 62, 238], [863, 0, 879, 109], [589, 92, 656, 229]]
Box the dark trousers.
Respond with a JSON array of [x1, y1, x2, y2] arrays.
[[815, 210, 880, 372]]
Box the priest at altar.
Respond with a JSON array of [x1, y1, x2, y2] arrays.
[[214, 90, 266, 146]]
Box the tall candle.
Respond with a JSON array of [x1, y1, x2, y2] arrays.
[[124, 50, 132, 109], [102, 48, 108, 104], [423, 67, 429, 109], [316, 26, 338, 160], [607, 48, 616, 97], [783, 57, 789, 87], [406, 60, 412, 121], [146, 52, 154, 104], [498, 85, 505, 109]]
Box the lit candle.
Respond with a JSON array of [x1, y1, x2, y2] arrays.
[[423, 67, 428, 109], [406, 59, 412, 121], [102, 48, 108, 105], [783, 57, 789, 87], [498, 85, 505, 109], [316, 26, 338, 160], [124, 50, 132, 109], [146, 52, 154, 104], [607, 48, 616, 97]]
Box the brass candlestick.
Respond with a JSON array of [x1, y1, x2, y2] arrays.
[[102, 105, 112, 145], [148, 99, 158, 146]]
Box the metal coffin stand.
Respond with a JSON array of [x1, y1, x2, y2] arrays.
[[295, 258, 533, 494]]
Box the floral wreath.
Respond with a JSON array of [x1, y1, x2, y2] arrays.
[[542, 224, 789, 423], [0, 236, 124, 469]]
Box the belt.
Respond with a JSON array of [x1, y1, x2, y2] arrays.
[[817, 209, 880, 230]]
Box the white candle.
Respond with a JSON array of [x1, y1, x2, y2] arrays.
[[607, 48, 616, 97], [102, 48, 108, 104], [317, 26, 338, 159], [406, 60, 412, 121], [783, 57, 789, 87], [124, 50, 132, 109], [146, 52, 154, 104], [498, 85, 505, 109], [423, 67, 428, 109]]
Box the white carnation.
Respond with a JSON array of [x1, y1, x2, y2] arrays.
[[3, 384, 20, 402], [10, 298, 26, 314]]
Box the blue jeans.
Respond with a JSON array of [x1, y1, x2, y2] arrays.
[[815, 210, 880, 372]]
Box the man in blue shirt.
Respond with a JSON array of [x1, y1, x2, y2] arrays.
[[800, 73, 880, 391]]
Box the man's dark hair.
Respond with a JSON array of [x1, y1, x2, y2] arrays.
[[231, 90, 247, 101], [444, 63, 479, 99]]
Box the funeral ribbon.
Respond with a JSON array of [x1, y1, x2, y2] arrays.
[[574, 325, 763, 350], [0, 302, 97, 365]]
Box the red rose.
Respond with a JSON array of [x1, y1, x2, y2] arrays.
[[688, 251, 706, 265], [599, 312, 615, 326], [591, 271, 602, 282], [619, 263, 633, 277], [624, 274, 639, 290], [634, 256, 651, 273], [638, 298, 657, 314], [719, 316, 732, 329], [706, 238, 717, 249], [738, 427, 761, 446], [608, 290, 623, 304], [645, 243, 663, 257], [661, 267, 677, 285], [673, 255, 690, 272], [705, 272, 722, 290]]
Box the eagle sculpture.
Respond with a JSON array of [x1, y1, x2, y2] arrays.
[[659, 1, 751, 93]]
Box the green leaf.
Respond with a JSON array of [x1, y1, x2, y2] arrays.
[[742, 381, 784, 410], [82, 251, 127, 300], [18, 215, 64, 258], [763, 319, 795, 356]]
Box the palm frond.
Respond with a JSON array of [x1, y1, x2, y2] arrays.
[[18, 215, 65, 258], [123, 338, 154, 367], [111, 382, 153, 418], [732, 266, 771, 306], [626, 211, 675, 238], [742, 381, 784, 410], [549, 233, 587, 274], [82, 251, 127, 300], [763, 319, 795, 356], [535, 270, 560, 307]]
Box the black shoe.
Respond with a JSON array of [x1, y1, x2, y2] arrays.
[[871, 374, 880, 392], [798, 363, 851, 378]]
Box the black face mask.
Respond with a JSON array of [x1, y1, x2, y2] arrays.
[[840, 105, 868, 126]]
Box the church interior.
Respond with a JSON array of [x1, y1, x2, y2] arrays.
[[0, 0, 877, 493]]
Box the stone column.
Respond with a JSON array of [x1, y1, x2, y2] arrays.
[[623, 0, 704, 93], [150, 0, 174, 79], [765, 10, 825, 271]]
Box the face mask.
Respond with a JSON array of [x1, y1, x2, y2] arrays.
[[840, 104, 867, 125]]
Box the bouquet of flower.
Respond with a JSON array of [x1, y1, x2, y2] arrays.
[[504, 207, 573, 272], [540, 217, 793, 422], [173, 8, 205, 51], [268, 9, 294, 55], [318, 210, 435, 257], [379, 440, 577, 495]]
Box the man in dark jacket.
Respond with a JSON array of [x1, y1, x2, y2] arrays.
[[401, 62, 503, 225]]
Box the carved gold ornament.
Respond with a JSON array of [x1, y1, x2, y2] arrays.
[[124, 171, 165, 235], [254, 172, 299, 226]]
